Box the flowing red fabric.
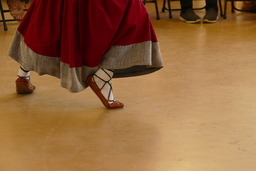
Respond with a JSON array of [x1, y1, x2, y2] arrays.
[[18, 0, 158, 68]]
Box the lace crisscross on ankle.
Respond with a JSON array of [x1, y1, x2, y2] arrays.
[[93, 69, 114, 102]]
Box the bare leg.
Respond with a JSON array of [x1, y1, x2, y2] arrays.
[[7, 0, 24, 22]]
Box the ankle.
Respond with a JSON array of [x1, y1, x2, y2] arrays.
[[93, 69, 115, 101], [181, 6, 192, 13], [18, 66, 30, 78]]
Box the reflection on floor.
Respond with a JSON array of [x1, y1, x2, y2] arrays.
[[1, 0, 256, 171]]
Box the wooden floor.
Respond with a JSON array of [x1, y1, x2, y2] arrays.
[[1, 0, 256, 171]]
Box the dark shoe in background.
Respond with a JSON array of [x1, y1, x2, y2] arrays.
[[179, 8, 201, 24], [203, 8, 218, 23]]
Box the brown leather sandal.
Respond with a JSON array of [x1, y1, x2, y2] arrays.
[[16, 77, 36, 94], [87, 75, 124, 109]]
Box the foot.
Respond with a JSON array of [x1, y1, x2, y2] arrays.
[[203, 8, 218, 23], [87, 75, 124, 109], [16, 77, 36, 94], [179, 8, 201, 24], [7, 0, 25, 22]]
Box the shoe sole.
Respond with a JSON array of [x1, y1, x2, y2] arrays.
[[202, 20, 218, 23], [202, 16, 218, 23], [179, 16, 201, 24]]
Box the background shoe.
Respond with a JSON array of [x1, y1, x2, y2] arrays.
[[179, 8, 201, 24], [16, 77, 36, 94], [203, 8, 218, 23]]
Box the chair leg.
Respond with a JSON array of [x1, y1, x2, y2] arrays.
[[161, 0, 172, 19], [0, 0, 8, 31], [231, 1, 235, 13], [143, 0, 160, 20], [223, 0, 228, 19], [218, 0, 223, 17], [154, 0, 160, 20], [167, 0, 172, 19], [162, 0, 166, 12]]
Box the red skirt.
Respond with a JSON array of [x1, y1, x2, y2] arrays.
[[9, 0, 163, 92]]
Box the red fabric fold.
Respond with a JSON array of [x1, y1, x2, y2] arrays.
[[18, 0, 158, 68]]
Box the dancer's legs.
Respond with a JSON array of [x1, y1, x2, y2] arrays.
[[15, 66, 122, 107]]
